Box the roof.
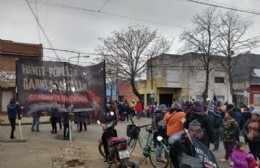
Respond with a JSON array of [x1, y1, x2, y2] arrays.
[[0, 39, 42, 58]]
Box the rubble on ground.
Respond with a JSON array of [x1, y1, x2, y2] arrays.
[[52, 145, 89, 168]]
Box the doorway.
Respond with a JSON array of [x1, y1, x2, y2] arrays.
[[2, 91, 13, 112], [159, 94, 173, 107]]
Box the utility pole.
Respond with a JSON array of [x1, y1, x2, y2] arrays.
[[150, 58, 154, 105]]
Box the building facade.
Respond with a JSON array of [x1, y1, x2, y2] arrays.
[[233, 53, 260, 107], [118, 53, 232, 107], [0, 39, 42, 112]]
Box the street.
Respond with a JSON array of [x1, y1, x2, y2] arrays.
[[0, 117, 231, 168]]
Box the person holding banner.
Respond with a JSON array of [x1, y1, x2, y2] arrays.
[[7, 99, 21, 139]]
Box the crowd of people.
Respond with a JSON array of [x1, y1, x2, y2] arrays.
[[4, 97, 260, 167], [105, 98, 259, 168]]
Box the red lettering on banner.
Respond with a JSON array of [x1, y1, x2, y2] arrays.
[[28, 93, 89, 104]]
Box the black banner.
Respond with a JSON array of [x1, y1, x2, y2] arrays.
[[191, 136, 219, 168], [16, 59, 105, 116]]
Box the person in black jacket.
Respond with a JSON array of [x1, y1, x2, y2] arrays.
[[7, 99, 20, 139], [62, 111, 71, 140], [185, 101, 215, 148], [50, 107, 59, 133]]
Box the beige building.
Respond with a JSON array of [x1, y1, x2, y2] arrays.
[[136, 53, 231, 107]]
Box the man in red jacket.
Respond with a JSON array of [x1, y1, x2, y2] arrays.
[[134, 100, 143, 119]]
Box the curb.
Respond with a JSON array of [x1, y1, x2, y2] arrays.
[[1, 121, 50, 126]]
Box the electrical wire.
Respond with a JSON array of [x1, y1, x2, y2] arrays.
[[98, 0, 110, 12], [34, 0, 41, 43], [25, 0, 186, 29], [25, 0, 61, 61], [186, 0, 260, 15]]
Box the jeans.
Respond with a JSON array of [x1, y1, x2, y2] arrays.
[[9, 119, 16, 139], [31, 117, 40, 132], [63, 123, 70, 139]]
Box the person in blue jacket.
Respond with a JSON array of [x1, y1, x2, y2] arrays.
[[7, 99, 21, 139]]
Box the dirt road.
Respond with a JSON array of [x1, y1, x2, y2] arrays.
[[0, 117, 230, 168]]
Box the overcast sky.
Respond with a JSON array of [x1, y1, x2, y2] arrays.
[[1, 0, 260, 64]]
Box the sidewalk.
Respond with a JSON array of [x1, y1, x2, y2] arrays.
[[0, 114, 50, 126]]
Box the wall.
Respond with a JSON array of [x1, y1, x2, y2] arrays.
[[0, 39, 42, 112]]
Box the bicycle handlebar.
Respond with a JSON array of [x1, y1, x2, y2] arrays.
[[129, 116, 151, 129]]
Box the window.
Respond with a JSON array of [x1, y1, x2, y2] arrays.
[[252, 68, 260, 77], [166, 69, 179, 82], [215, 71, 225, 83], [216, 95, 225, 102], [196, 70, 206, 82], [196, 95, 203, 102], [215, 77, 224, 83], [253, 94, 260, 106]]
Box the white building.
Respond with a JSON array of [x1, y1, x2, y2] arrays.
[[139, 53, 231, 106]]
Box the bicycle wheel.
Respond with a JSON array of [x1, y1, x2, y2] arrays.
[[149, 145, 170, 168], [127, 137, 137, 154], [98, 142, 106, 158]]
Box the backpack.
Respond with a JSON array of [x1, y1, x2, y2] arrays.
[[208, 110, 222, 129]]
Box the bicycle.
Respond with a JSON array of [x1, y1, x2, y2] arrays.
[[126, 116, 170, 168]]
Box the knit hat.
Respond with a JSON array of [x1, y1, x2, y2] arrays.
[[192, 101, 204, 113], [252, 108, 260, 116], [188, 119, 201, 130], [188, 119, 204, 139], [171, 102, 181, 110], [158, 104, 168, 111]]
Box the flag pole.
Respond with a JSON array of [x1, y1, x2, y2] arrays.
[[18, 119, 23, 140]]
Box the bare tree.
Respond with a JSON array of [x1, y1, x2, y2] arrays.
[[180, 8, 219, 100], [96, 25, 171, 100], [105, 66, 117, 102], [216, 10, 258, 103]]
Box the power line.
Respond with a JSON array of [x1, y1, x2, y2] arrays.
[[43, 47, 101, 56], [26, 0, 186, 29], [98, 0, 110, 12], [186, 0, 260, 15], [25, 0, 61, 61]]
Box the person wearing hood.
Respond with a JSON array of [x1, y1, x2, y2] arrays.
[[242, 108, 260, 161], [7, 99, 21, 139], [184, 101, 215, 148]]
